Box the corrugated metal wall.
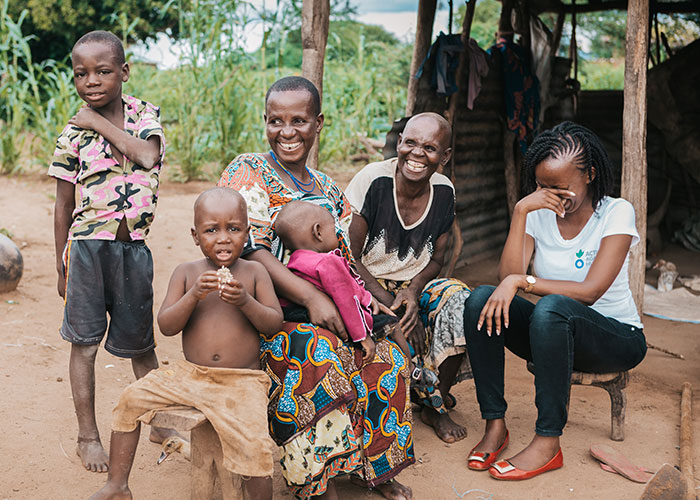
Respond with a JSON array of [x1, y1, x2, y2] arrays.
[[451, 53, 509, 265], [410, 50, 514, 265]]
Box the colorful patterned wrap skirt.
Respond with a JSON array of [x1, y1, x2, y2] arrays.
[[378, 277, 473, 414], [260, 322, 414, 498]]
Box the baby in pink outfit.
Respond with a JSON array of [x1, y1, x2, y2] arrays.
[[275, 201, 410, 362]]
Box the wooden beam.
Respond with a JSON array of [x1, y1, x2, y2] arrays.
[[443, 0, 477, 276], [498, 0, 516, 37], [407, 0, 438, 116], [541, 0, 700, 14], [621, 0, 649, 315], [301, 0, 330, 169]]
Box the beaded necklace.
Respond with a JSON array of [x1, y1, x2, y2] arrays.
[[269, 150, 317, 193]]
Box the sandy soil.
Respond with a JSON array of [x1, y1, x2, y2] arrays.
[[1, 173, 698, 500]]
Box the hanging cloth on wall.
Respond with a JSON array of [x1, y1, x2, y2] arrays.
[[415, 32, 463, 96], [488, 37, 541, 152], [466, 38, 489, 109]]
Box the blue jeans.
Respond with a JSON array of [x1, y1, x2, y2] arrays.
[[463, 286, 647, 436]]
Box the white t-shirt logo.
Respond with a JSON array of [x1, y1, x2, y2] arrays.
[[575, 249, 585, 269], [585, 249, 597, 266]]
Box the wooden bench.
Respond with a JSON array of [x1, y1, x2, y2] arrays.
[[526, 362, 629, 441], [150, 407, 243, 500]]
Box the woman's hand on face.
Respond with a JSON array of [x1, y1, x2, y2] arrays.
[[478, 275, 521, 336], [307, 292, 349, 341], [390, 289, 419, 333], [516, 188, 575, 218]]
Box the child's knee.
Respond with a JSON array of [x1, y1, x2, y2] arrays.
[[71, 342, 100, 359]]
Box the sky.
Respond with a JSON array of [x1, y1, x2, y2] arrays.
[[133, 0, 451, 68]]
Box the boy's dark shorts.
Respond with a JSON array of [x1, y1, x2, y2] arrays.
[[61, 239, 155, 358]]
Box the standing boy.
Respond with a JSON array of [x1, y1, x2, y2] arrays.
[[50, 30, 166, 473], [90, 187, 281, 500]]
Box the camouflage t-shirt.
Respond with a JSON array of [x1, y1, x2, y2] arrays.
[[48, 95, 165, 241]]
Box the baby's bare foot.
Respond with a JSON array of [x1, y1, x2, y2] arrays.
[[77, 437, 109, 473], [149, 426, 181, 444], [88, 483, 132, 500]]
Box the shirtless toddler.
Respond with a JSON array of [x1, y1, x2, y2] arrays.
[[90, 187, 282, 500]]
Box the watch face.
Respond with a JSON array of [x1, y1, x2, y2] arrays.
[[526, 276, 536, 284]]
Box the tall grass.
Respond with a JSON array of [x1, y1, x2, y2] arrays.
[[2, 0, 409, 179], [0, 0, 79, 173]]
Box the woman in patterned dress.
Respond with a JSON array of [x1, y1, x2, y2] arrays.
[[217, 76, 414, 500], [346, 112, 473, 444]]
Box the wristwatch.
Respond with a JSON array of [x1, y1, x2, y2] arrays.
[[524, 275, 536, 293]]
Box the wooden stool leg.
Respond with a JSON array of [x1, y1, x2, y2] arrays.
[[595, 375, 628, 442], [191, 421, 222, 500], [609, 387, 626, 441], [215, 461, 243, 500]]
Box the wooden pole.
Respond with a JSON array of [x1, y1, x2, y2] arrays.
[[570, 0, 578, 82], [552, 10, 565, 55], [443, 0, 477, 277], [406, 0, 438, 116], [496, 0, 519, 217], [680, 382, 693, 480], [301, 0, 330, 170], [621, 0, 649, 315], [498, 0, 515, 39]]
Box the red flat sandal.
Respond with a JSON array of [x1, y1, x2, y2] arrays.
[[488, 448, 564, 480], [467, 430, 509, 471]]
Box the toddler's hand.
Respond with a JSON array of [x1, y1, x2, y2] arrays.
[[192, 270, 219, 300], [359, 336, 376, 363], [218, 278, 249, 306], [68, 107, 102, 131], [371, 296, 395, 316]]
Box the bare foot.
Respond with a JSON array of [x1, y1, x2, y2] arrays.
[[420, 407, 467, 443], [375, 479, 413, 500], [88, 483, 132, 500], [77, 437, 109, 473], [148, 426, 181, 444], [507, 435, 560, 471]]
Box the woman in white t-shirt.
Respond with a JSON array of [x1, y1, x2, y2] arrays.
[[463, 122, 647, 481]]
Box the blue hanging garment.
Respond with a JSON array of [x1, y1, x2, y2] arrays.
[[415, 32, 464, 97], [488, 37, 541, 152]]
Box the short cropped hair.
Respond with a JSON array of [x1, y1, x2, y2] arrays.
[[72, 31, 125, 65], [265, 76, 321, 116]]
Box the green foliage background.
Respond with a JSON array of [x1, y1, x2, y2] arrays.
[[0, 0, 409, 178], [7, 0, 180, 62], [2, 0, 699, 177]]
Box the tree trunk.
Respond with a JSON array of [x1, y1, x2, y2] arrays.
[[621, 0, 649, 315], [301, 0, 330, 170], [406, 0, 438, 116]]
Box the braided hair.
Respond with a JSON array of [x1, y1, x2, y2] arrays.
[[523, 121, 614, 210]]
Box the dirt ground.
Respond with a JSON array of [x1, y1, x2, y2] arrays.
[[1, 173, 699, 500]]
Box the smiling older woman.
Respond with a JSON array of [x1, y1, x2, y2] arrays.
[[346, 113, 473, 444], [217, 77, 414, 500]]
